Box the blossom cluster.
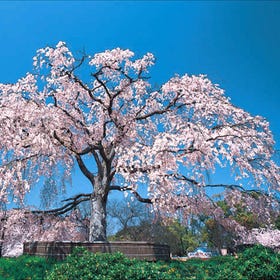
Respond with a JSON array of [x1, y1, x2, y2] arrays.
[[238, 227, 280, 249], [0, 209, 88, 257]]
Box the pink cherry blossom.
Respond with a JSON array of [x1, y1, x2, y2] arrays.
[[237, 227, 280, 249], [0, 209, 88, 257]]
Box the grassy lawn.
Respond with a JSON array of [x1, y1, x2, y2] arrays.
[[0, 255, 56, 280], [0, 245, 279, 280]]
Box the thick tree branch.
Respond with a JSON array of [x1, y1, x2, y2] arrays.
[[53, 130, 76, 154], [121, 164, 161, 174], [1, 153, 40, 168], [51, 93, 91, 139], [32, 193, 91, 216], [110, 185, 152, 204], [173, 174, 273, 198], [75, 154, 95, 185], [135, 93, 191, 121], [135, 93, 180, 121], [93, 72, 112, 99], [63, 70, 105, 106]]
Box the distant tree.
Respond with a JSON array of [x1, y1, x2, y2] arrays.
[[203, 218, 235, 253], [224, 191, 279, 228], [106, 198, 151, 235], [0, 42, 279, 241], [107, 200, 199, 255], [202, 195, 280, 252], [162, 220, 199, 255], [111, 219, 199, 256], [274, 215, 280, 230]]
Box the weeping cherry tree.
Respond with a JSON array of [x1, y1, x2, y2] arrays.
[[0, 42, 279, 241]]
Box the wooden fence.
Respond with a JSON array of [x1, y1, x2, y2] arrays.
[[23, 241, 170, 261]]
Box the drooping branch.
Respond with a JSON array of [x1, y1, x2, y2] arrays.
[[53, 130, 76, 154], [0, 153, 41, 168], [51, 93, 91, 139], [131, 191, 153, 204], [93, 71, 112, 99], [62, 69, 105, 106], [135, 91, 194, 122], [172, 174, 276, 200], [203, 184, 277, 200], [110, 185, 152, 204], [121, 164, 161, 174], [32, 193, 91, 216], [135, 94, 180, 121], [53, 130, 97, 185]]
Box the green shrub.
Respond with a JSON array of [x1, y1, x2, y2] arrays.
[[235, 245, 280, 280], [1, 245, 279, 280], [45, 247, 181, 280], [170, 246, 279, 280], [0, 255, 56, 280], [200, 245, 280, 280]]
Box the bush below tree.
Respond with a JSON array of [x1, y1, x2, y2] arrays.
[[1, 245, 278, 280]]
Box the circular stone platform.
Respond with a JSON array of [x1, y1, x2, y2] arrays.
[[23, 241, 170, 261]]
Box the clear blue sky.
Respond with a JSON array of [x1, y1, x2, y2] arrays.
[[1, 1, 279, 207]]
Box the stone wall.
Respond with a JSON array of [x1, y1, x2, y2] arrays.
[[23, 241, 170, 261]]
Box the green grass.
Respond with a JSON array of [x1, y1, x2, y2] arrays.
[[0, 245, 279, 280], [0, 255, 56, 280]]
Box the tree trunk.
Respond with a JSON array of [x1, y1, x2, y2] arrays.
[[0, 215, 7, 258], [89, 193, 107, 242]]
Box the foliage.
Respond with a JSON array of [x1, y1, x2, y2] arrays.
[[235, 245, 280, 279], [110, 219, 199, 256], [165, 221, 199, 255], [45, 247, 180, 280], [106, 198, 152, 236], [223, 192, 279, 230], [202, 196, 280, 251], [203, 218, 235, 253], [106, 199, 199, 255], [45, 245, 280, 280], [0, 255, 56, 280], [0, 245, 279, 280], [170, 245, 280, 279]]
